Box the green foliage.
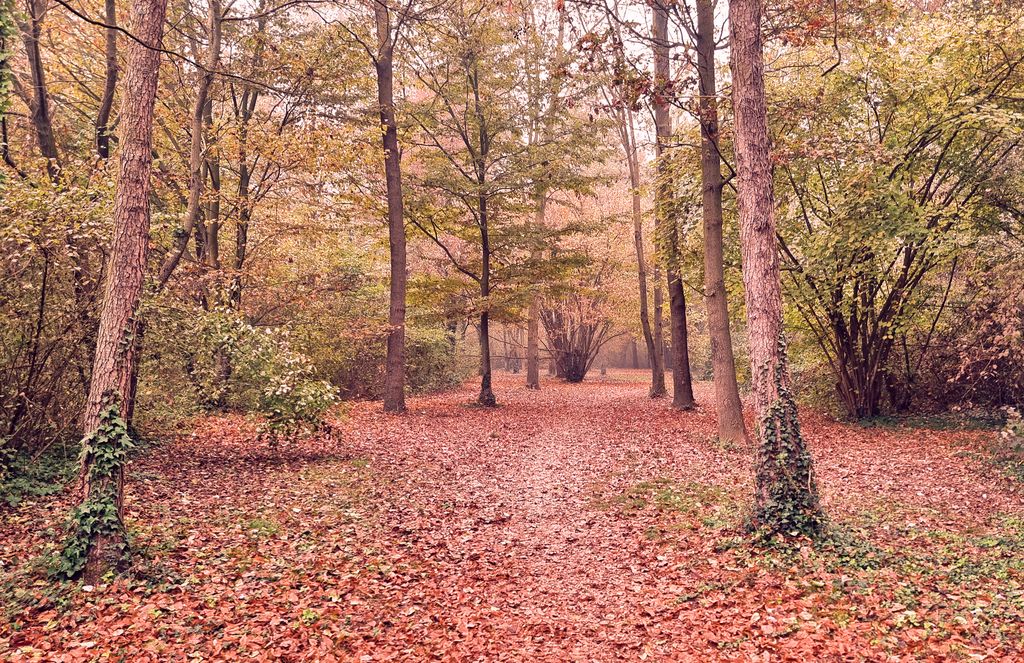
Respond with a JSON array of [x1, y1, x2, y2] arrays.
[[0, 438, 78, 507], [256, 349, 337, 445], [137, 305, 337, 443], [55, 402, 134, 579], [752, 337, 825, 541], [769, 7, 1024, 417]]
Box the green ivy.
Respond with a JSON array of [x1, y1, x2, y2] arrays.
[[752, 334, 825, 541], [53, 401, 134, 579]]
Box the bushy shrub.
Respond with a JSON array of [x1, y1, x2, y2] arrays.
[[136, 306, 337, 442]]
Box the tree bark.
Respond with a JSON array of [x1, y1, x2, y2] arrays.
[[666, 268, 696, 408], [728, 0, 823, 537], [696, 0, 746, 442], [526, 194, 544, 389], [77, 0, 168, 581], [478, 192, 496, 406], [651, 265, 666, 396], [375, 3, 407, 413], [19, 0, 60, 180], [95, 0, 118, 159], [622, 109, 661, 397], [652, 0, 693, 408]]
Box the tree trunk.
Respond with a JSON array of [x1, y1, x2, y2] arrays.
[[666, 270, 696, 408], [156, 0, 221, 289], [618, 107, 660, 397], [478, 194, 496, 406], [526, 194, 544, 389], [18, 0, 60, 180], [651, 266, 666, 397], [630, 338, 640, 369], [375, 4, 407, 413], [651, 0, 695, 410], [95, 0, 118, 159], [728, 0, 823, 538], [76, 0, 168, 581], [696, 0, 747, 442]]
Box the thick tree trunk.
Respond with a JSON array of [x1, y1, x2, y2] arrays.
[[728, 0, 823, 537], [77, 0, 168, 581], [696, 0, 747, 442], [666, 270, 696, 409], [95, 0, 118, 159], [375, 4, 407, 413], [652, 0, 693, 408], [526, 194, 544, 389]]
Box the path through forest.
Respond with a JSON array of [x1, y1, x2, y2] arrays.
[[4, 371, 1024, 661]]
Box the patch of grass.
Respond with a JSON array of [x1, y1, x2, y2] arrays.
[[973, 425, 1024, 481], [600, 478, 741, 530], [245, 517, 280, 538], [858, 410, 1004, 432]]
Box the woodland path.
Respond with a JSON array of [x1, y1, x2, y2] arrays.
[[4, 371, 1024, 661]]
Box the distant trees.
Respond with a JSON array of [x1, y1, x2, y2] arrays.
[[541, 255, 618, 383], [405, 0, 602, 406]]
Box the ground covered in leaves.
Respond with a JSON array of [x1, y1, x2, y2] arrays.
[[3, 371, 1024, 661]]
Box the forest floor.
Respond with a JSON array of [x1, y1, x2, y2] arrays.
[[3, 370, 1024, 661]]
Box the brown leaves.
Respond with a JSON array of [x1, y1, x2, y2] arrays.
[[2, 372, 1024, 660]]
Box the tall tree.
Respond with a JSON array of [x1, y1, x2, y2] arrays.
[[695, 0, 746, 442], [728, 0, 823, 537], [599, 8, 663, 397], [651, 0, 695, 409], [372, 0, 410, 413], [70, 0, 169, 581]]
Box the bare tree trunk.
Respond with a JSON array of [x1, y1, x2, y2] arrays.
[[696, 0, 746, 443], [526, 194, 544, 389], [652, 0, 695, 410], [651, 265, 666, 397], [666, 269, 696, 408], [630, 338, 639, 369], [95, 0, 118, 159], [375, 3, 407, 413], [622, 109, 661, 397], [18, 0, 60, 180], [76, 0, 168, 581], [478, 194, 496, 406], [729, 0, 823, 537], [156, 0, 222, 289]]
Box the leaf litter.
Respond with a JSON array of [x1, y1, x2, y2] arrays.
[[3, 371, 1024, 661]]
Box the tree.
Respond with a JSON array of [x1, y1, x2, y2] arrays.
[[352, 0, 416, 413], [651, 0, 695, 410], [407, 0, 600, 406], [728, 0, 823, 537], [771, 9, 1024, 418], [67, 0, 169, 581], [597, 8, 664, 397], [694, 0, 746, 442]]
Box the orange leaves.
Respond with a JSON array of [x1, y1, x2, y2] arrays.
[[3, 372, 1024, 659]]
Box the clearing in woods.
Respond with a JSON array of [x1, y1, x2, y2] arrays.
[[3, 370, 1023, 660]]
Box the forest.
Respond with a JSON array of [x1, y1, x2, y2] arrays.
[[1, 0, 1024, 659]]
